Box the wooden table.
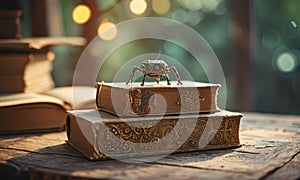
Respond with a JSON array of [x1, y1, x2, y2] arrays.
[[0, 112, 299, 179]]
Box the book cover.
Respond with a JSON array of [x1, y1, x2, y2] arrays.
[[96, 81, 220, 117], [67, 109, 242, 160]]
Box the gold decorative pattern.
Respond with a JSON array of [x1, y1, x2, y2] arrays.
[[176, 90, 205, 112], [95, 117, 241, 157], [129, 89, 155, 115]]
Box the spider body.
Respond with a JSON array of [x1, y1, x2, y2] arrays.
[[126, 60, 183, 86]]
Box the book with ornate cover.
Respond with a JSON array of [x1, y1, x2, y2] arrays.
[[66, 109, 242, 160], [96, 81, 220, 117]]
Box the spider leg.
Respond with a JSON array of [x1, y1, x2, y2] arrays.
[[126, 66, 142, 85], [155, 78, 160, 84], [165, 73, 171, 85], [167, 66, 183, 85], [141, 75, 146, 86]]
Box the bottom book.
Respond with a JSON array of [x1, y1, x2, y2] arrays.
[[67, 110, 242, 160]]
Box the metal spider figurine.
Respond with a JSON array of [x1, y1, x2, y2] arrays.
[[126, 60, 183, 86]]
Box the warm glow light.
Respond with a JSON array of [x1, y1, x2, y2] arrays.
[[72, 4, 92, 24], [130, 0, 147, 15], [97, 20, 118, 41], [152, 0, 170, 15]]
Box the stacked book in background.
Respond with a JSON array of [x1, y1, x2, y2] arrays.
[[0, 36, 96, 134], [0, 9, 22, 39], [67, 81, 243, 160], [0, 9, 54, 93], [0, 51, 55, 93], [0, 9, 97, 134]]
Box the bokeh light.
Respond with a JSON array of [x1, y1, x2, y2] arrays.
[[187, 10, 204, 26], [276, 52, 297, 73], [202, 0, 220, 12], [152, 0, 171, 15], [72, 4, 92, 24], [178, 0, 203, 11], [130, 0, 147, 15], [261, 30, 281, 50], [291, 20, 298, 28], [171, 9, 187, 23], [163, 41, 186, 61], [97, 0, 117, 11], [97, 19, 118, 41]]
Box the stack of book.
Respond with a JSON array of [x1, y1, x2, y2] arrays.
[[0, 51, 55, 93], [0, 13, 95, 134], [0, 9, 54, 94], [67, 81, 243, 160], [0, 4, 98, 134]]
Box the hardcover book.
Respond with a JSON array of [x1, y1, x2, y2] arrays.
[[0, 73, 54, 93], [0, 10, 22, 38], [67, 109, 242, 160], [0, 51, 55, 93], [96, 81, 220, 117], [0, 51, 54, 75], [0, 86, 96, 134]]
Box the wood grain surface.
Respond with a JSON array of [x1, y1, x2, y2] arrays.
[[0, 112, 299, 179]]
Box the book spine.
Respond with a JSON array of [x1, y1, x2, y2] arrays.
[[0, 10, 22, 38], [0, 18, 21, 38]]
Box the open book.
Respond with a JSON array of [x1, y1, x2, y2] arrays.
[[0, 86, 96, 134]]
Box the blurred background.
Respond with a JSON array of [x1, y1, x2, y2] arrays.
[[2, 0, 299, 115]]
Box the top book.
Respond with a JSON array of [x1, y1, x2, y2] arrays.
[[96, 81, 220, 117]]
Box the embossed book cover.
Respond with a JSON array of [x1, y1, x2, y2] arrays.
[[96, 81, 220, 117], [66, 109, 242, 160]]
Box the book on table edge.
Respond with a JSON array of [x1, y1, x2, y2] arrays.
[[96, 81, 220, 117], [0, 86, 96, 134], [66, 109, 242, 160]]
